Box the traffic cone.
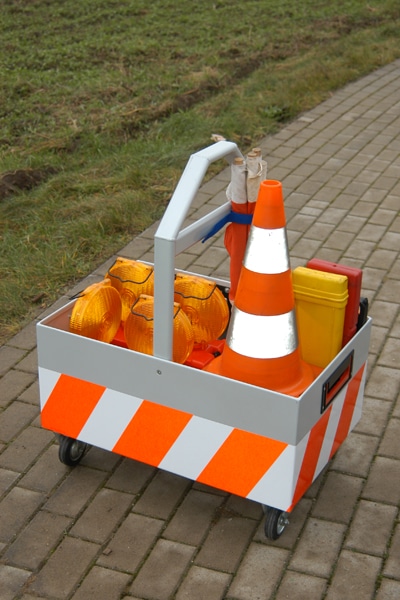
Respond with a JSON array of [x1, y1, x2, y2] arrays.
[[206, 179, 315, 397], [224, 157, 248, 302]]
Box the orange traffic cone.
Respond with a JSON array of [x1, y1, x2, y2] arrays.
[[224, 150, 267, 303], [207, 179, 315, 397], [224, 157, 248, 302]]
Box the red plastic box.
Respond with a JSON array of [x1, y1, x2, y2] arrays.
[[306, 258, 362, 347]]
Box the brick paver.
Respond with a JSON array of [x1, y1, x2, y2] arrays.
[[1, 59, 400, 599], [227, 543, 289, 599], [130, 539, 196, 599]]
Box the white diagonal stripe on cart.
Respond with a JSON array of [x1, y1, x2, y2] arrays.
[[159, 416, 233, 480], [78, 388, 143, 450]]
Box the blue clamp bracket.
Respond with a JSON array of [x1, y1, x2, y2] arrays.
[[202, 210, 253, 243]]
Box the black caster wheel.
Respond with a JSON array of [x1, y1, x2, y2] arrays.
[[264, 508, 289, 540], [58, 435, 88, 466]]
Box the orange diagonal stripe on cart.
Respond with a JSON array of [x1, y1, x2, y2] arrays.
[[41, 374, 106, 438], [290, 406, 332, 510], [113, 400, 192, 466], [330, 364, 365, 459], [197, 429, 288, 498]]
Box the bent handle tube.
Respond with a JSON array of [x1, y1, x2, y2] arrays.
[[154, 141, 242, 361]]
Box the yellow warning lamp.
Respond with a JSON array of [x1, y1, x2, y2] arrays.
[[124, 294, 194, 364], [173, 274, 229, 344], [107, 258, 154, 324], [69, 279, 122, 343]]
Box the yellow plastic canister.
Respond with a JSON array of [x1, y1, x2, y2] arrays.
[[292, 266, 349, 368]]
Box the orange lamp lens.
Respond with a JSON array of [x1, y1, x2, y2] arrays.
[[124, 294, 194, 364], [69, 279, 122, 343], [174, 273, 229, 343], [107, 257, 154, 324]]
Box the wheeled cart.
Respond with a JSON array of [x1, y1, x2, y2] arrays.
[[36, 142, 371, 539]]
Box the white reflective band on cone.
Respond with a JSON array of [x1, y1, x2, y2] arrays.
[[227, 308, 298, 359], [244, 226, 290, 274]]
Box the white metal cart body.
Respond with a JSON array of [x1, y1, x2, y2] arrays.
[[37, 142, 371, 531]]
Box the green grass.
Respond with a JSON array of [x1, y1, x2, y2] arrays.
[[1, 0, 400, 343]]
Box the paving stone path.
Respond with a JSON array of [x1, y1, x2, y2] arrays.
[[1, 59, 399, 600]]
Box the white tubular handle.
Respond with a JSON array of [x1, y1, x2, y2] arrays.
[[153, 141, 242, 361]]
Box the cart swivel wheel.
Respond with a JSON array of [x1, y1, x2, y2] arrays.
[[58, 435, 88, 466], [264, 508, 289, 540]]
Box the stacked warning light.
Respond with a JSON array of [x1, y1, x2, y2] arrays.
[[69, 279, 122, 343], [107, 258, 154, 324], [124, 294, 195, 364], [68, 260, 229, 365], [173, 273, 229, 345]]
